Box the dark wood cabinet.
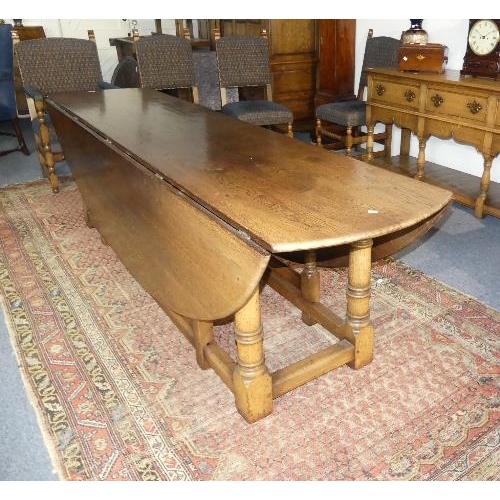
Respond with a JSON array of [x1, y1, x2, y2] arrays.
[[264, 19, 318, 122], [224, 20, 356, 124], [315, 19, 356, 107], [228, 20, 355, 124]]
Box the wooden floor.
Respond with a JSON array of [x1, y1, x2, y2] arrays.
[[371, 155, 500, 219]]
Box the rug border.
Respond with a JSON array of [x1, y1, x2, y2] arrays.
[[0, 293, 66, 481]]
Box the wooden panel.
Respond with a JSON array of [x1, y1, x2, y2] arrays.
[[271, 54, 316, 113], [366, 104, 420, 131], [425, 87, 489, 124], [370, 78, 421, 110], [266, 20, 317, 121], [268, 19, 316, 54], [315, 19, 356, 106], [424, 119, 486, 145], [220, 19, 263, 36], [47, 100, 270, 321]]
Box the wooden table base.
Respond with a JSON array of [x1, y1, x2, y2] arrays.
[[165, 240, 373, 423]]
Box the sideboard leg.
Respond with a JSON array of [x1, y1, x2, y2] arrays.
[[366, 124, 374, 162], [384, 123, 393, 158], [475, 154, 492, 218], [400, 127, 411, 157], [301, 250, 320, 326], [233, 286, 272, 423], [415, 136, 427, 180], [345, 239, 374, 370]]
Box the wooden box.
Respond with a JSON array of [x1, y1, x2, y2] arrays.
[[398, 43, 448, 73]]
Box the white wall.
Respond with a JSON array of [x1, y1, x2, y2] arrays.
[[356, 19, 499, 183], [9, 18, 500, 183]]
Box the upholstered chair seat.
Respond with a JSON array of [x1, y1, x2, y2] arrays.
[[315, 100, 366, 128], [315, 29, 400, 157], [222, 100, 293, 127]]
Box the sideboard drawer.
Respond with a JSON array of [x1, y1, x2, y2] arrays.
[[370, 79, 420, 110], [425, 87, 488, 124]]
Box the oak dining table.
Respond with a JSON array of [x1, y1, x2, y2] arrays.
[[45, 88, 452, 423]]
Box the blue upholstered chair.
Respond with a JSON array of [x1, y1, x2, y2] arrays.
[[0, 23, 29, 157], [215, 33, 293, 137], [14, 30, 116, 192], [315, 29, 400, 157]]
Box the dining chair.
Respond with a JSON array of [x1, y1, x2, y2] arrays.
[[0, 23, 29, 157], [133, 31, 199, 104], [215, 32, 294, 137], [315, 29, 400, 157], [14, 30, 115, 192]]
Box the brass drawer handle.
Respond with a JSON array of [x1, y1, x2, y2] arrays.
[[404, 90, 416, 102], [431, 94, 444, 107], [467, 100, 482, 114], [375, 84, 386, 96]]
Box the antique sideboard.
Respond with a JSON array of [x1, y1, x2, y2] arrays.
[[365, 68, 500, 218]]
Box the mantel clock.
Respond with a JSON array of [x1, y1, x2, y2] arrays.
[[461, 19, 500, 79]]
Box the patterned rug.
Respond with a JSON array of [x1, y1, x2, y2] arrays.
[[0, 178, 498, 481]]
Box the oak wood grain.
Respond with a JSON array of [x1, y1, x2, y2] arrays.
[[47, 89, 452, 255]]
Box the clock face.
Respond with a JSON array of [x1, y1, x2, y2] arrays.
[[468, 19, 500, 56]]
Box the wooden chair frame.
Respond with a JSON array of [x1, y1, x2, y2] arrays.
[[315, 29, 398, 158]]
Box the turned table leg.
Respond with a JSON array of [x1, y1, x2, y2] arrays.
[[346, 239, 374, 370], [301, 249, 320, 326], [233, 286, 273, 423]]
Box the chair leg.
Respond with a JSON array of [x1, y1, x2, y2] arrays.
[[345, 126, 353, 156], [12, 118, 30, 156], [34, 99, 60, 193], [315, 117, 322, 147]]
